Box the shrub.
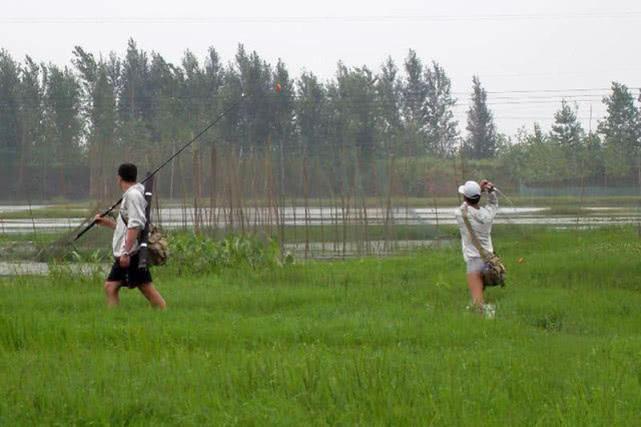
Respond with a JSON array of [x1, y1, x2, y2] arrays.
[[168, 233, 291, 275]]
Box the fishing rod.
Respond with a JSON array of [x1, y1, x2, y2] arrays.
[[494, 187, 517, 208], [73, 94, 245, 242], [492, 186, 519, 224]]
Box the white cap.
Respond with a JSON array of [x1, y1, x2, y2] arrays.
[[458, 181, 481, 198]]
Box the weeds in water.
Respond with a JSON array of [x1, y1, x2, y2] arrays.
[[69, 249, 109, 264], [169, 233, 292, 275]]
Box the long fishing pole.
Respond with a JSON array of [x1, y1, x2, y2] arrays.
[[73, 95, 245, 242], [494, 187, 517, 208], [493, 186, 530, 250], [493, 187, 521, 225]]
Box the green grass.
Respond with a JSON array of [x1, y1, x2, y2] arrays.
[[1, 228, 641, 425], [0, 207, 90, 220], [0, 232, 59, 243], [0, 202, 94, 219], [171, 223, 446, 244]]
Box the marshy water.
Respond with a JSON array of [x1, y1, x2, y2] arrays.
[[0, 203, 639, 274], [1, 204, 639, 232]]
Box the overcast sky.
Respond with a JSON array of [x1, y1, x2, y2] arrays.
[[2, 0, 640, 135]]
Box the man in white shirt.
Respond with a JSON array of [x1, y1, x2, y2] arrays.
[[454, 179, 498, 314], [95, 163, 166, 309]]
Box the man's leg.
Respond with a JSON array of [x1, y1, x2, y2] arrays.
[[104, 281, 122, 307], [467, 272, 484, 309], [138, 283, 166, 309]]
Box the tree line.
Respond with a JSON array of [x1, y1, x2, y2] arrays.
[[0, 39, 640, 200]]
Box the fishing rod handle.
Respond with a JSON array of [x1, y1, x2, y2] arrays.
[[73, 203, 119, 241], [74, 219, 98, 241]]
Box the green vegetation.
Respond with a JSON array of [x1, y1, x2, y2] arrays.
[[1, 43, 640, 205], [0, 232, 60, 244], [1, 227, 641, 424], [0, 206, 90, 220], [170, 234, 290, 274]]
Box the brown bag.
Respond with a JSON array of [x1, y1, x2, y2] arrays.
[[120, 211, 168, 267], [462, 205, 506, 288], [146, 225, 169, 266]]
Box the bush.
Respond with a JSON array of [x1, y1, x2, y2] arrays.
[[168, 233, 291, 275]]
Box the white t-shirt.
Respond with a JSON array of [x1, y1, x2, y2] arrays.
[[454, 191, 499, 261], [112, 183, 147, 257]]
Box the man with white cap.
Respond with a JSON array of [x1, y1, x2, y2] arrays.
[[454, 179, 498, 316]]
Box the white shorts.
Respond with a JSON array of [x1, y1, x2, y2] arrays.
[[466, 257, 485, 274]]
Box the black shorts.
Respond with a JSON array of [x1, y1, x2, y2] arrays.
[[107, 253, 153, 288]]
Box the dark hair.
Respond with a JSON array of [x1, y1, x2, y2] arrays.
[[464, 195, 481, 205], [118, 163, 138, 183]]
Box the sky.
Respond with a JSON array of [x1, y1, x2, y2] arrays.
[[2, 0, 641, 136]]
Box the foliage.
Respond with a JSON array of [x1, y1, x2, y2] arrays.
[[598, 83, 641, 177], [465, 76, 497, 159], [550, 100, 584, 148], [0, 50, 21, 184], [169, 233, 290, 274], [423, 61, 459, 156], [3, 42, 641, 199], [48, 249, 107, 285]]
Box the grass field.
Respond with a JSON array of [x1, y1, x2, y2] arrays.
[[1, 227, 641, 425]]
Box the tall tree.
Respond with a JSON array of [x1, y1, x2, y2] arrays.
[[219, 64, 243, 146], [550, 100, 584, 148], [91, 63, 118, 197], [423, 61, 458, 156], [42, 64, 82, 197], [401, 50, 425, 126], [18, 56, 44, 194], [203, 47, 223, 121], [150, 52, 184, 144], [465, 76, 497, 159], [598, 82, 640, 177], [272, 59, 295, 148], [376, 57, 402, 155], [323, 72, 349, 195], [335, 64, 378, 159], [550, 101, 586, 182], [0, 50, 21, 196], [118, 39, 151, 154], [181, 50, 206, 129], [296, 72, 326, 156], [74, 47, 102, 197], [401, 49, 426, 155], [203, 47, 223, 202], [234, 45, 272, 154], [271, 59, 295, 196]]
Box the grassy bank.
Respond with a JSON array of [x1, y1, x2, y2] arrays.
[[1, 227, 641, 424], [0, 203, 92, 219]]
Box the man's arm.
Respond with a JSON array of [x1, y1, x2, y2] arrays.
[[486, 190, 499, 218], [119, 190, 147, 267], [119, 228, 141, 268], [123, 228, 141, 254], [125, 190, 147, 229], [480, 180, 499, 220], [94, 215, 116, 230]]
